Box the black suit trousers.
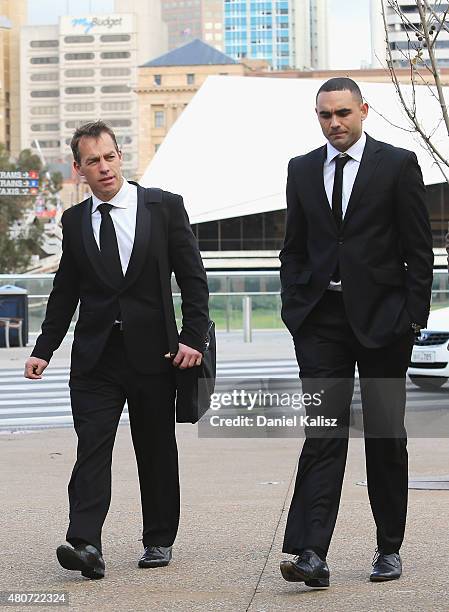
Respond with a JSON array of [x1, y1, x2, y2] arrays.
[[66, 325, 179, 553], [283, 291, 414, 558]]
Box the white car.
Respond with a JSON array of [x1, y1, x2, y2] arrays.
[[408, 306, 449, 389]]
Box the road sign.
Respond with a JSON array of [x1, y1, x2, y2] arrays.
[[0, 171, 40, 196]]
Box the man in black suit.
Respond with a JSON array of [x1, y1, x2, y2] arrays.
[[24, 121, 209, 579], [279, 78, 433, 587]]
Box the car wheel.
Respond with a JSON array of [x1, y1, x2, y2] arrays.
[[409, 375, 448, 390]]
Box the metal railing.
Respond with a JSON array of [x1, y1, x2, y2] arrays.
[[1, 270, 448, 337]]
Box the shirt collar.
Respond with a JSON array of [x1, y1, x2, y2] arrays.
[[326, 131, 366, 165], [91, 178, 132, 214]]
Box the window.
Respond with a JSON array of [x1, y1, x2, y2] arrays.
[[100, 34, 131, 43], [31, 90, 60, 98], [30, 106, 58, 115], [30, 72, 58, 81], [64, 35, 95, 44], [100, 67, 131, 77], [30, 40, 58, 48], [101, 84, 131, 93], [65, 52, 95, 61], [65, 86, 95, 94], [187, 73, 195, 84], [154, 74, 162, 85], [100, 51, 131, 60], [30, 56, 59, 64], [155, 143, 161, 153], [154, 110, 165, 128], [31, 139, 60, 148], [65, 120, 85, 128], [65, 102, 95, 112], [65, 68, 95, 78], [106, 119, 132, 127], [101, 101, 132, 111], [31, 123, 59, 131]]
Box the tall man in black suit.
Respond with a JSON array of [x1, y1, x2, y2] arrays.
[[279, 78, 434, 587], [24, 121, 209, 579]]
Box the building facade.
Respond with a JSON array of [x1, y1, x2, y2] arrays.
[[20, 14, 140, 178], [371, 0, 449, 68], [114, 0, 168, 64], [136, 39, 253, 175], [0, 0, 27, 155], [224, 0, 328, 70], [156, 0, 224, 52]]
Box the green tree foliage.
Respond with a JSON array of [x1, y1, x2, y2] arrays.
[[0, 144, 62, 273]]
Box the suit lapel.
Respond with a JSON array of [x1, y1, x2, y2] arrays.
[[121, 183, 161, 291], [308, 145, 336, 228], [81, 197, 119, 291], [342, 133, 382, 227]]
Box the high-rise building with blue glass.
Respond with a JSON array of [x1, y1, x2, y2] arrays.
[[224, 0, 328, 70]]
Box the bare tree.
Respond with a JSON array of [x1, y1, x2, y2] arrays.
[[379, 0, 449, 265]]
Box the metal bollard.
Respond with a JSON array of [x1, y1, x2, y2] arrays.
[[243, 295, 252, 342]]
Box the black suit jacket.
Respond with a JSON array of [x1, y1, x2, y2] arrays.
[[279, 134, 434, 348], [31, 184, 209, 374]]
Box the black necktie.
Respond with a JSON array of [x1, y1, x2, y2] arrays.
[[332, 153, 350, 228], [331, 153, 350, 282], [97, 203, 124, 286]]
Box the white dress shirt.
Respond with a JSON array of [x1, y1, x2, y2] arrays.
[[323, 131, 366, 216], [323, 132, 366, 290], [91, 179, 137, 276]]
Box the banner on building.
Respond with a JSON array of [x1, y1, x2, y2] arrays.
[[60, 14, 134, 35]]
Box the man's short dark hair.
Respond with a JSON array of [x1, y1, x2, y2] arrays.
[[71, 120, 120, 165], [316, 77, 363, 103]]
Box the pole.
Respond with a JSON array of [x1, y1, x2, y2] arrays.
[[243, 295, 252, 343]]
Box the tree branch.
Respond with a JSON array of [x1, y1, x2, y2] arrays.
[[381, 0, 449, 181]]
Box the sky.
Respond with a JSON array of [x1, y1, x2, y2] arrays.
[[27, 0, 372, 70]]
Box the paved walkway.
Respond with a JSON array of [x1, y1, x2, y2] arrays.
[[0, 329, 296, 370], [1, 428, 448, 611], [0, 331, 448, 611]]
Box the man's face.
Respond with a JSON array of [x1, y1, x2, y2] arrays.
[[73, 132, 123, 201], [315, 89, 368, 152]]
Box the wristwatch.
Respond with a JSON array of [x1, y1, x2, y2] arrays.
[[411, 323, 422, 336]]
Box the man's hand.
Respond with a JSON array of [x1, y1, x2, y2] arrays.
[[165, 343, 202, 369], [24, 357, 49, 380]]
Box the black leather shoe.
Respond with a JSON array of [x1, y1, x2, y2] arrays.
[[138, 545, 172, 568], [280, 549, 330, 587], [56, 543, 105, 580], [370, 549, 402, 582]]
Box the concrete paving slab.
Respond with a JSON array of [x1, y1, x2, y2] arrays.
[[1, 426, 448, 611], [1, 330, 448, 611]]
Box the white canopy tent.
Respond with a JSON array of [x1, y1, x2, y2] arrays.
[[140, 76, 449, 224]]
